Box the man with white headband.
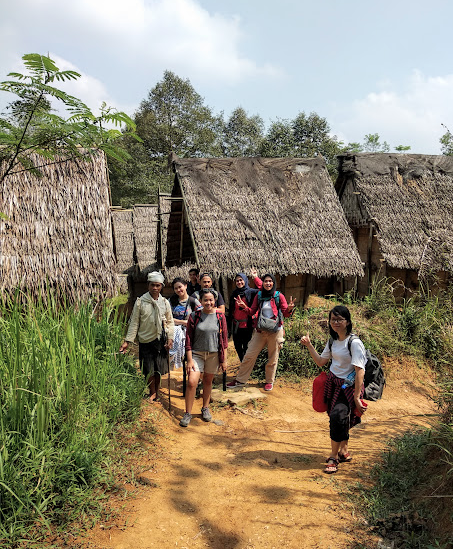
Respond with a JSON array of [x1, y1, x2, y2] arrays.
[[120, 271, 174, 401]]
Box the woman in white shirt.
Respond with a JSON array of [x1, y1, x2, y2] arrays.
[[300, 305, 367, 474]]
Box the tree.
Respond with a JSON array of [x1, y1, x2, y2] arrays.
[[394, 145, 411, 153], [0, 53, 137, 185], [259, 119, 296, 157], [440, 124, 453, 155], [110, 71, 221, 206], [362, 133, 390, 153], [259, 112, 345, 177], [345, 134, 409, 154], [220, 107, 264, 157]]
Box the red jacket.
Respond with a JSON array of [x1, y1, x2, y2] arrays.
[[244, 292, 293, 329], [185, 310, 228, 362]]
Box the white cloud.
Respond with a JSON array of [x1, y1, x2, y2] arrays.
[[333, 70, 453, 154], [0, 0, 281, 86]]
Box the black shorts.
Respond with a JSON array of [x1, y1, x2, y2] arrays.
[[139, 337, 168, 379]]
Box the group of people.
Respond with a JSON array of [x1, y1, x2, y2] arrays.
[[120, 269, 367, 474]]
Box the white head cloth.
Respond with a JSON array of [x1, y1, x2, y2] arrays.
[[147, 271, 165, 284]]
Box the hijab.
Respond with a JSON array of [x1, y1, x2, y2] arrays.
[[260, 273, 277, 300], [231, 273, 253, 302]]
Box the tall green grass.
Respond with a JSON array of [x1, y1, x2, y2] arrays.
[[0, 293, 144, 546]]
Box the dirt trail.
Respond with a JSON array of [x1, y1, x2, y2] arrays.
[[85, 356, 436, 549]]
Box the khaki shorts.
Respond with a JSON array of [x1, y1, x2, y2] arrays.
[[192, 351, 219, 374]]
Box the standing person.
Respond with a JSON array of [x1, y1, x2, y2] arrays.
[[300, 305, 367, 474], [227, 270, 262, 361], [187, 268, 201, 296], [191, 273, 226, 313], [180, 289, 228, 428], [226, 274, 296, 392], [119, 271, 174, 402], [168, 277, 200, 369]]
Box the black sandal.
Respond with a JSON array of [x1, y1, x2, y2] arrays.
[[324, 457, 339, 474]]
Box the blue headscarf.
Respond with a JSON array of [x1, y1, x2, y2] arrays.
[[231, 273, 253, 302]]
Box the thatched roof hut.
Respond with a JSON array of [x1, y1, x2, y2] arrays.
[[132, 204, 159, 274], [0, 151, 117, 301], [166, 157, 363, 301], [336, 153, 453, 294], [111, 207, 135, 274], [158, 193, 171, 269]]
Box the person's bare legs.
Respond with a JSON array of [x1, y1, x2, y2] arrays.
[[149, 374, 161, 402], [185, 370, 201, 414], [202, 373, 215, 409]]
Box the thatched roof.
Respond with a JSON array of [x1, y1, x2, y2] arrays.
[[336, 153, 453, 273], [158, 193, 171, 268], [0, 151, 117, 300], [111, 208, 134, 274], [133, 204, 158, 274], [167, 157, 364, 278]]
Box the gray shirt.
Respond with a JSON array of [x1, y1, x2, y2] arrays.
[[193, 312, 218, 353]]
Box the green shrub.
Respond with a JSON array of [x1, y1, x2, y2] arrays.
[[0, 294, 144, 545]]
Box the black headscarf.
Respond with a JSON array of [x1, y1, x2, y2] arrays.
[[231, 273, 252, 302], [260, 273, 277, 300]]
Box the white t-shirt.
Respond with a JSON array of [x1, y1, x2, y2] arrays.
[[320, 335, 366, 379]]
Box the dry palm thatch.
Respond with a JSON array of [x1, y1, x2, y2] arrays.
[[133, 204, 158, 274], [337, 153, 453, 274], [111, 208, 134, 274], [158, 193, 171, 269], [167, 157, 363, 278], [0, 151, 117, 301]]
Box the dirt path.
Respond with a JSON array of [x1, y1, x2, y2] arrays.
[[84, 357, 436, 549]]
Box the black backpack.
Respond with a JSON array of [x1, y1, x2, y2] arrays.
[[328, 334, 385, 401]]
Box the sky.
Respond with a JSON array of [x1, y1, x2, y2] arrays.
[[1, 0, 452, 154]]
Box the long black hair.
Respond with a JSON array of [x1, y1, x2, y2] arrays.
[[328, 305, 353, 339], [169, 277, 188, 307]]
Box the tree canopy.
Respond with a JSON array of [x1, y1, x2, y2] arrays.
[[0, 53, 137, 185]]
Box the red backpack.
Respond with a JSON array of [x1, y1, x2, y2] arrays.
[[312, 371, 328, 412]]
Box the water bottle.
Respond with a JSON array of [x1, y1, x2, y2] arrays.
[[341, 370, 356, 389]]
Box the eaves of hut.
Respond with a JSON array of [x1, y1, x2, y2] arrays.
[[336, 153, 453, 295]]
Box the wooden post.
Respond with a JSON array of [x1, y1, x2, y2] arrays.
[[179, 201, 184, 263]]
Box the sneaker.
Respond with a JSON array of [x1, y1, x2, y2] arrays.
[[226, 380, 246, 389], [179, 412, 192, 427], [201, 407, 212, 422], [264, 383, 273, 391]]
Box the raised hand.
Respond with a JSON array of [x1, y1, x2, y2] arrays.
[[287, 296, 297, 310], [300, 332, 311, 347], [250, 268, 258, 278], [235, 295, 247, 309]]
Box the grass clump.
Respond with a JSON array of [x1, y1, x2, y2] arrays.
[[0, 293, 145, 546]]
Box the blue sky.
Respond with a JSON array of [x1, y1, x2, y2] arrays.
[[1, 0, 452, 153]]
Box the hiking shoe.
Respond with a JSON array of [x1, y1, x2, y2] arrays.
[[226, 380, 245, 389], [201, 407, 212, 422], [264, 383, 273, 391], [179, 412, 192, 427]]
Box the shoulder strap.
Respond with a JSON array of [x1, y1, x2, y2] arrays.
[[274, 291, 280, 308], [216, 312, 223, 335], [347, 334, 359, 356]]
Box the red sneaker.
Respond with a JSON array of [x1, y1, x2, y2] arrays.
[[264, 383, 273, 391]]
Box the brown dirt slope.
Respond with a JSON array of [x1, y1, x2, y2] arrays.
[[82, 357, 436, 549]]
